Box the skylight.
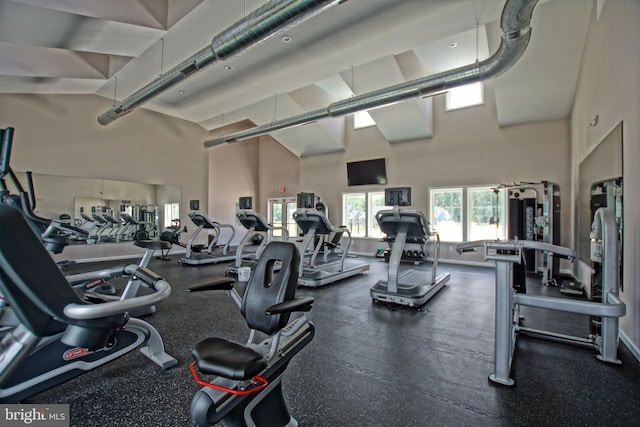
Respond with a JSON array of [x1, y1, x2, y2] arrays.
[[445, 82, 484, 111], [353, 110, 376, 129]]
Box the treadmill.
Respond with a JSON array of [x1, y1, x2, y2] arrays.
[[180, 211, 249, 266], [293, 193, 369, 287], [228, 196, 289, 273], [371, 187, 450, 307]]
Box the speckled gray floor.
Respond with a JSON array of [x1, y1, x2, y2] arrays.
[[25, 253, 640, 427]]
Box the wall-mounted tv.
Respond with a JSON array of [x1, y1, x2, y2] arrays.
[[347, 158, 387, 186], [385, 187, 411, 206]]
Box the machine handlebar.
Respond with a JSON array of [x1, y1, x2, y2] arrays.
[[456, 239, 576, 262], [64, 266, 171, 319]]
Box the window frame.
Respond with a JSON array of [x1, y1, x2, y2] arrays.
[[429, 185, 506, 243], [353, 110, 376, 129], [267, 197, 297, 237], [342, 191, 385, 238], [445, 82, 485, 112]]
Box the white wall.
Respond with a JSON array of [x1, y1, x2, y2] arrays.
[[300, 82, 571, 259], [0, 93, 209, 260], [570, 0, 640, 354]]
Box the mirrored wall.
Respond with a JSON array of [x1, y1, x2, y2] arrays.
[[577, 122, 623, 283], [12, 171, 180, 244]]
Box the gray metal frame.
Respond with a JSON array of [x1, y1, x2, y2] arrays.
[[456, 208, 625, 386], [293, 209, 369, 287], [181, 212, 250, 265], [371, 206, 450, 307]]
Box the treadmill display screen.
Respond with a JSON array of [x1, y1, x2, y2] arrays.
[[297, 192, 315, 209], [239, 197, 252, 210], [385, 187, 411, 206]]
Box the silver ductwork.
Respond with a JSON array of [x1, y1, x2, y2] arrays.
[[204, 0, 539, 149], [97, 0, 347, 126]]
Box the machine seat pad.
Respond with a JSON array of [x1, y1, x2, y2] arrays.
[[134, 239, 171, 250], [192, 337, 267, 380]]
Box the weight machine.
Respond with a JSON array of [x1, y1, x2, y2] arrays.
[[494, 181, 561, 286], [456, 207, 625, 386]]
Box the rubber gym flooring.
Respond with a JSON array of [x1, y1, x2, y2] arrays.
[[26, 252, 640, 426]]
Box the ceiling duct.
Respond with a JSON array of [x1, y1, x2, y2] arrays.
[[97, 0, 347, 126], [204, 0, 539, 149]]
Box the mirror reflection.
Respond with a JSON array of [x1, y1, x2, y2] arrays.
[[577, 121, 623, 290], [13, 171, 181, 245]]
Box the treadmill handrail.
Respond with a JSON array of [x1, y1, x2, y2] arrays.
[[293, 209, 347, 235], [376, 207, 429, 240]]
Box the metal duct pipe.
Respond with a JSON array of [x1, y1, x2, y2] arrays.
[[204, 0, 539, 149], [97, 0, 346, 126]]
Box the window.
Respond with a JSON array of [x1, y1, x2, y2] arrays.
[[343, 193, 366, 237], [468, 187, 505, 241], [163, 203, 179, 228], [429, 186, 506, 242], [445, 82, 484, 111], [430, 188, 463, 242], [353, 110, 376, 129], [343, 191, 384, 238], [367, 192, 386, 239]]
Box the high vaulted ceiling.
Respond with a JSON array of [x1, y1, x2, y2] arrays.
[[0, 0, 592, 157]]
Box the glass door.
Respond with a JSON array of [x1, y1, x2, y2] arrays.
[[268, 198, 296, 238]]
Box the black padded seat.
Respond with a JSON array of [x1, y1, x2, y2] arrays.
[[192, 337, 267, 380], [191, 241, 300, 381], [134, 239, 171, 250]]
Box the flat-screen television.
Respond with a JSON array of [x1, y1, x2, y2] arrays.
[[347, 158, 387, 186], [238, 196, 252, 210], [385, 187, 411, 206], [189, 199, 200, 211], [297, 192, 315, 209]]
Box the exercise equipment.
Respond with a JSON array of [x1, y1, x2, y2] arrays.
[[293, 193, 369, 287], [65, 239, 172, 316], [180, 211, 250, 266], [187, 241, 315, 426], [227, 197, 289, 275], [581, 177, 623, 297], [495, 181, 562, 286], [1, 128, 89, 254], [160, 219, 188, 246], [120, 212, 156, 241], [0, 205, 177, 403], [456, 207, 625, 386], [371, 187, 450, 307]]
